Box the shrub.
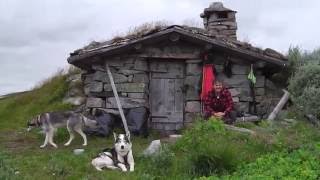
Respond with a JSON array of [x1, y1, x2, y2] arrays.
[[288, 64, 320, 118], [173, 119, 274, 178]]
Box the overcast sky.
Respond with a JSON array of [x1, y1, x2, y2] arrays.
[[0, 0, 319, 96]]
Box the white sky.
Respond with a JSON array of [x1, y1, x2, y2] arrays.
[[1, 0, 319, 95]]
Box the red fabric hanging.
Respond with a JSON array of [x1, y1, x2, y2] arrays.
[[201, 64, 215, 100]]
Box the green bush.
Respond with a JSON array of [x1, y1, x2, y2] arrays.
[[173, 119, 274, 178], [200, 145, 320, 180], [288, 64, 320, 118]]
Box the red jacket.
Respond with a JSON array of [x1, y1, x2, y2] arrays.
[[203, 88, 233, 118]]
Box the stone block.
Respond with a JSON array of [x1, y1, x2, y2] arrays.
[[104, 83, 147, 93], [92, 71, 107, 82], [186, 63, 202, 76], [185, 101, 201, 113], [134, 59, 148, 71], [132, 73, 149, 83], [83, 74, 94, 84], [185, 113, 200, 123], [128, 75, 134, 82], [186, 59, 202, 63], [92, 71, 128, 83], [105, 58, 124, 67], [217, 74, 265, 88], [232, 97, 239, 103], [63, 97, 85, 106], [106, 97, 147, 108], [86, 97, 105, 108], [185, 76, 201, 100], [255, 88, 265, 96], [234, 102, 249, 113], [229, 88, 240, 97], [150, 62, 168, 72], [118, 69, 143, 75], [85, 81, 103, 93], [128, 93, 147, 99], [232, 64, 249, 75]]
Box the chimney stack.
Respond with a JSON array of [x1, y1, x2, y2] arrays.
[[200, 2, 237, 40]]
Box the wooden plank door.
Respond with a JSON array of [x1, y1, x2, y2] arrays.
[[149, 61, 184, 129], [150, 78, 184, 123]]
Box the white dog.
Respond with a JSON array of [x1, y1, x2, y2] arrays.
[[91, 132, 134, 172], [27, 111, 97, 148]]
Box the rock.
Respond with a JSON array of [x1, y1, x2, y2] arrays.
[[186, 63, 202, 76], [143, 140, 161, 156], [106, 97, 147, 108], [85, 81, 103, 93], [66, 74, 81, 83], [86, 97, 105, 108], [134, 59, 148, 71], [73, 149, 85, 155], [185, 76, 201, 100], [63, 97, 86, 106], [132, 74, 149, 83], [185, 101, 201, 113], [104, 83, 147, 93], [185, 112, 200, 123]]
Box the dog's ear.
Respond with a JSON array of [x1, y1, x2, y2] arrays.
[[113, 132, 117, 142]]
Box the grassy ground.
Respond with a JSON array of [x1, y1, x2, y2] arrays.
[[1, 69, 320, 179]]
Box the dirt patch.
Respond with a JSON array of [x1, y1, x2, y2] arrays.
[[0, 130, 38, 153]]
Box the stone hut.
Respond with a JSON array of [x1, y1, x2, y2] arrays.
[[67, 2, 287, 132]]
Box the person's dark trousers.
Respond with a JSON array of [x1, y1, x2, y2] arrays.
[[224, 110, 237, 124]]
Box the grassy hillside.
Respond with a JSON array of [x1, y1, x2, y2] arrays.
[[0, 70, 72, 130], [1, 68, 320, 179]]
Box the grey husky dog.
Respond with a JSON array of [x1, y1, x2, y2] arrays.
[[27, 111, 97, 148], [91, 132, 134, 172]]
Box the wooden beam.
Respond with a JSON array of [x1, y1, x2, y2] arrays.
[[137, 53, 199, 59], [267, 89, 290, 121], [255, 61, 266, 68], [224, 124, 256, 135]]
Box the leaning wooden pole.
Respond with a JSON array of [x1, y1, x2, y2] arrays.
[[106, 64, 130, 135], [267, 89, 290, 121]]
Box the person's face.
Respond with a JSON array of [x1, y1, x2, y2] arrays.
[[214, 82, 223, 93]]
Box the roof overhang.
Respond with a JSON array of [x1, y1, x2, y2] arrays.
[[68, 27, 287, 70]]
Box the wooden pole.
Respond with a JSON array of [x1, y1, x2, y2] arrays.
[[106, 64, 130, 135], [267, 89, 290, 121], [224, 124, 255, 135]]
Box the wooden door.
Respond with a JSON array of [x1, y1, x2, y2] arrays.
[[149, 61, 184, 130]]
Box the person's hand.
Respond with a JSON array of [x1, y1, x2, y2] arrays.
[[213, 112, 225, 118]]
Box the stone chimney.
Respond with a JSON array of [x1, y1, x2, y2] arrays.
[[200, 2, 237, 40]]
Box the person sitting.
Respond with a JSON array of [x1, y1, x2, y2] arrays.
[[203, 80, 236, 124]]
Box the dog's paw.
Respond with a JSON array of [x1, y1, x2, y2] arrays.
[[51, 144, 58, 148], [95, 167, 103, 171], [82, 143, 87, 146], [40, 145, 46, 148], [64, 142, 70, 146]]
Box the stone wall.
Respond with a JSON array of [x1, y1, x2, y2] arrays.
[[82, 51, 277, 131], [83, 56, 149, 113], [184, 59, 202, 127]]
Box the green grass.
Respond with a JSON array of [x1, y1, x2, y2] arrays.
[[1, 68, 320, 179], [0, 70, 72, 130]]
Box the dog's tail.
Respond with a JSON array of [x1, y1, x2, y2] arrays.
[[81, 115, 98, 128]]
